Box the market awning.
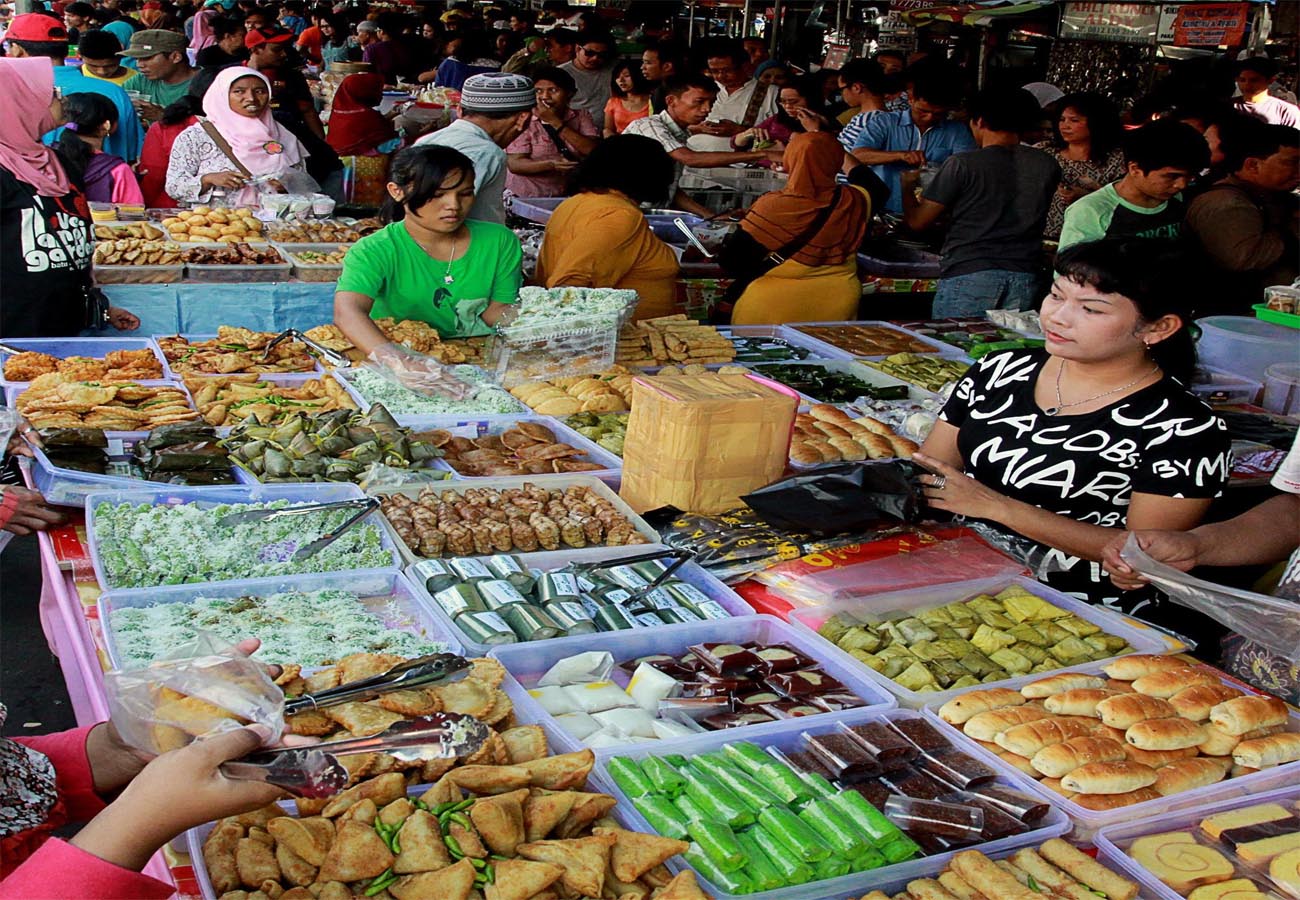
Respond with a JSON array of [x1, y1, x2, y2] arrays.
[[899, 0, 1056, 26]]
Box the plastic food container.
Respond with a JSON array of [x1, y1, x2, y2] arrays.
[[372, 474, 658, 566], [93, 262, 184, 285], [749, 359, 934, 405], [273, 241, 351, 282], [85, 482, 403, 592], [331, 365, 529, 419], [1094, 783, 1300, 900], [184, 244, 291, 283], [1196, 316, 1297, 382], [424, 415, 622, 486], [29, 433, 236, 507], [786, 320, 969, 360], [1262, 362, 1300, 416], [718, 325, 856, 362], [787, 573, 1182, 709], [99, 569, 459, 670], [922, 659, 1300, 842], [0, 337, 169, 389], [1190, 365, 1263, 405], [594, 708, 1070, 900], [492, 612, 896, 754], [157, 333, 324, 382]]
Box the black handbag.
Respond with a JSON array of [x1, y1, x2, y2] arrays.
[[715, 185, 843, 304]]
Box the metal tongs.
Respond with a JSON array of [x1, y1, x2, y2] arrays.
[[221, 712, 491, 798], [673, 218, 715, 259], [284, 652, 471, 716], [563, 547, 688, 574], [262, 328, 354, 369], [219, 497, 381, 561]]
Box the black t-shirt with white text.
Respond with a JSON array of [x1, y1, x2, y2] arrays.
[[941, 350, 1231, 622]]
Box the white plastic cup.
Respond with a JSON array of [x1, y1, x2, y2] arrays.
[[1262, 362, 1300, 416]]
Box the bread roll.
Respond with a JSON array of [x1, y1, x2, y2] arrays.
[[1103, 655, 1188, 681], [1040, 777, 1076, 797], [1070, 787, 1161, 811], [1131, 666, 1222, 699], [860, 432, 895, 460], [1231, 764, 1261, 777], [1198, 725, 1243, 757], [938, 688, 1026, 725], [1030, 737, 1128, 778], [827, 436, 867, 461], [1089, 723, 1130, 744], [1126, 718, 1207, 751], [963, 706, 1051, 741], [812, 421, 852, 440], [1169, 684, 1243, 722], [1096, 693, 1179, 730], [1045, 689, 1118, 718], [1122, 745, 1200, 768], [1105, 678, 1137, 693], [1153, 757, 1230, 796], [809, 404, 855, 426], [995, 749, 1040, 778], [995, 717, 1096, 757], [854, 416, 892, 435], [789, 441, 824, 465], [1209, 695, 1289, 736], [907, 878, 961, 900], [1233, 732, 1300, 769], [1061, 760, 1158, 795], [1021, 673, 1108, 699], [888, 435, 919, 458]]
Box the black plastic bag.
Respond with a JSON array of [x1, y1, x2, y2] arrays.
[[742, 461, 920, 536]]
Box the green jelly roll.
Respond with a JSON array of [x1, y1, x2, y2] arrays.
[[689, 757, 788, 813], [830, 791, 907, 847], [797, 770, 840, 803], [683, 770, 755, 828], [632, 795, 690, 841], [798, 799, 869, 860], [735, 831, 785, 891], [814, 855, 852, 880], [606, 757, 655, 798], [722, 741, 774, 777], [879, 834, 922, 864], [687, 817, 745, 873], [673, 793, 714, 823], [749, 824, 815, 885], [850, 846, 888, 872], [685, 844, 752, 894], [757, 807, 831, 864], [640, 756, 688, 798]]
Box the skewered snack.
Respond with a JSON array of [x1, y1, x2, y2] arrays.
[[4, 348, 161, 383], [616, 315, 737, 368], [182, 242, 284, 265], [160, 205, 264, 241], [16, 374, 197, 430], [158, 327, 316, 375], [186, 374, 356, 426], [435, 421, 608, 477], [790, 404, 919, 465], [381, 483, 649, 558], [93, 238, 183, 266], [304, 319, 488, 366], [263, 217, 381, 242], [93, 221, 165, 240]]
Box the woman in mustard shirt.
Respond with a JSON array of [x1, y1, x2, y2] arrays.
[[334, 144, 523, 355]]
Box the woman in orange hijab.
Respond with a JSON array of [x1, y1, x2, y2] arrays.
[[726, 131, 871, 325]]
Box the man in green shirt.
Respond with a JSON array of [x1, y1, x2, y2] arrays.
[[119, 30, 195, 126]]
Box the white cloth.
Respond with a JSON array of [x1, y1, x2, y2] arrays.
[[687, 79, 776, 151], [1273, 432, 1300, 495], [625, 109, 689, 203], [1235, 95, 1300, 128], [559, 60, 614, 119], [165, 122, 316, 205], [416, 117, 508, 224]]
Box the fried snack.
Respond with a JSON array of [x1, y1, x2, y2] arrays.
[[182, 242, 284, 265], [263, 217, 381, 243], [185, 374, 356, 426], [439, 422, 607, 477], [3, 348, 162, 382], [303, 319, 488, 366], [94, 221, 165, 240], [615, 315, 737, 368], [93, 237, 183, 266], [290, 246, 350, 265], [160, 205, 264, 242], [158, 327, 315, 375], [15, 373, 196, 430]]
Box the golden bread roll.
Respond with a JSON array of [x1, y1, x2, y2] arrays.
[[1169, 684, 1244, 722], [1045, 689, 1118, 718], [1130, 666, 1223, 699], [1030, 736, 1128, 778], [1060, 760, 1158, 795], [1103, 655, 1188, 681], [1209, 695, 1289, 736], [995, 717, 1096, 757], [962, 706, 1050, 741], [1153, 757, 1231, 796], [1232, 732, 1300, 769], [1122, 745, 1200, 768], [1021, 673, 1107, 699], [1126, 717, 1207, 751], [1070, 787, 1161, 811], [1096, 693, 1179, 730], [938, 688, 1026, 725]]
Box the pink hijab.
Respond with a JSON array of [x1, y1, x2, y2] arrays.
[[0, 58, 71, 198], [202, 66, 307, 180], [190, 8, 215, 51]]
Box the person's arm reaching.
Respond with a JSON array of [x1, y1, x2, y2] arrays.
[[671, 188, 713, 218], [667, 145, 780, 169], [333, 291, 391, 355], [507, 153, 578, 176], [902, 172, 945, 231], [852, 147, 924, 166]]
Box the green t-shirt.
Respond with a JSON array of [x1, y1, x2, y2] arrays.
[[1058, 182, 1185, 250], [337, 219, 523, 338], [122, 72, 194, 108]]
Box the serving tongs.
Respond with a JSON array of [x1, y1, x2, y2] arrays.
[[261, 328, 354, 369], [219, 496, 381, 561], [673, 218, 715, 259], [563, 547, 690, 574], [0, 342, 27, 356], [221, 712, 491, 798], [284, 652, 470, 716]]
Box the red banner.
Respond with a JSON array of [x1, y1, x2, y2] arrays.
[[1158, 2, 1250, 47]]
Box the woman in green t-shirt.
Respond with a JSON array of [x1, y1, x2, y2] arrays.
[[334, 145, 523, 355]]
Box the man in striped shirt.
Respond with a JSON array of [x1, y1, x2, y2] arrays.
[[836, 58, 891, 155]]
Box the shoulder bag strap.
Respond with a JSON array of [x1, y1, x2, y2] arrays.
[[199, 119, 256, 179], [738, 81, 770, 129], [765, 185, 843, 265]]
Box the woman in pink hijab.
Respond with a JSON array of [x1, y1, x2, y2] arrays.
[[0, 58, 139, 337], [165, 66, 315, 207]]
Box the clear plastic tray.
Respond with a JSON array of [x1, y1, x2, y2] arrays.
[[491, 612, 895, 753], [785, 320, 970, 360], [29, 433, 237, 507], [0, 337, 168, 388], [1190, 365, 1263, 406], [330, 365, 529, 419], [593, 708, 1070, 900], [371, 474, 658, 565], [921, 659, 1300, 843], [430, 415, 622, 486], [1095, 784, 1300, 900], [84, 482, 403, 591], [272, 241, 351, 283], [184, 245, 291, 283], [156, 333, 324, 382], [93, 262, 184, 284], [720, 325, 856, 362], [98, 569, 460, 670], [747, 358, 935, 405], [488, 318, 621, 388], [787, 573, 1182, 709]]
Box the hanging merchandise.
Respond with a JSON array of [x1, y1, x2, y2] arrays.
[[1046, 39, 1155, 105]]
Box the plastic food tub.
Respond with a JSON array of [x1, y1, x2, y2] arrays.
[[372, 474, 658, 566], [0, 337, 168, 389], [157, 333, 324, 382], [748, 358, 935, 405], [93, 262, 184, 284], [272, 241, 351, 282], [717, 325, 857, 363], [424, 415, 622, 486], [594, 708, 1070, 900], [492, 612, 895, 753], [85, 482, 403, 591], [1254, 301, 1300, 330], [921, 658, 1300, 843], [415, 543, 753, 656], [785, 320, 969, 360], [787, 573, 1182, 710], [1094, 784, 1300, 900], [1190, 365, 1263, 405], [1195, 316, 1297, 382], [331, 365, 529, 419], [184, 244, 291, 283], [29, 433, 238, 507], [1262, 362, 1300, 416]]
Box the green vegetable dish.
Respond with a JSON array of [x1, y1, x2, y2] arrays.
[[345, 366, 526, 416], [93, 499, 393, 588]]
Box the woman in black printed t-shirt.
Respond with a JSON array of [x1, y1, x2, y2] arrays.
[[913, 238, 1231, 639]]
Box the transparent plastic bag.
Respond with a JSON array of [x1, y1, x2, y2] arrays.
[[355, 461, 451, 493], [366, 343, 474, 399], [105, 632, 285, 755], [1120, 532, 1300, 663]]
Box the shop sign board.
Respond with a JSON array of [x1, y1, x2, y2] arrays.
[[1060, 2, 1161, 44], [1157, 3, 1250, 46]]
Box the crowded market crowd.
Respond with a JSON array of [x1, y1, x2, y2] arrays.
[[0, 2, 1298, 898]]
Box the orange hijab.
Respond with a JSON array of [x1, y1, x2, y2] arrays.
[[739, 131, 869, 266]]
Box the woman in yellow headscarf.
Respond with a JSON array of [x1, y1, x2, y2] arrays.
[[723, 131, 871, 325]]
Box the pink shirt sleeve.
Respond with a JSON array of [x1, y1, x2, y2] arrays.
[[0, 838, 174, 900], [108, 163, 145, 205], [13, 726, 106, 825], [575, 110, 600, 137]]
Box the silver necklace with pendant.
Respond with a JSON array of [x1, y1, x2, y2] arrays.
[[1044, 358, 1159, 416], [442, 235, 456, 285]]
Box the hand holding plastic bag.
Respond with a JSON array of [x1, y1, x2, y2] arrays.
[[367, 342, 474, 400]]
